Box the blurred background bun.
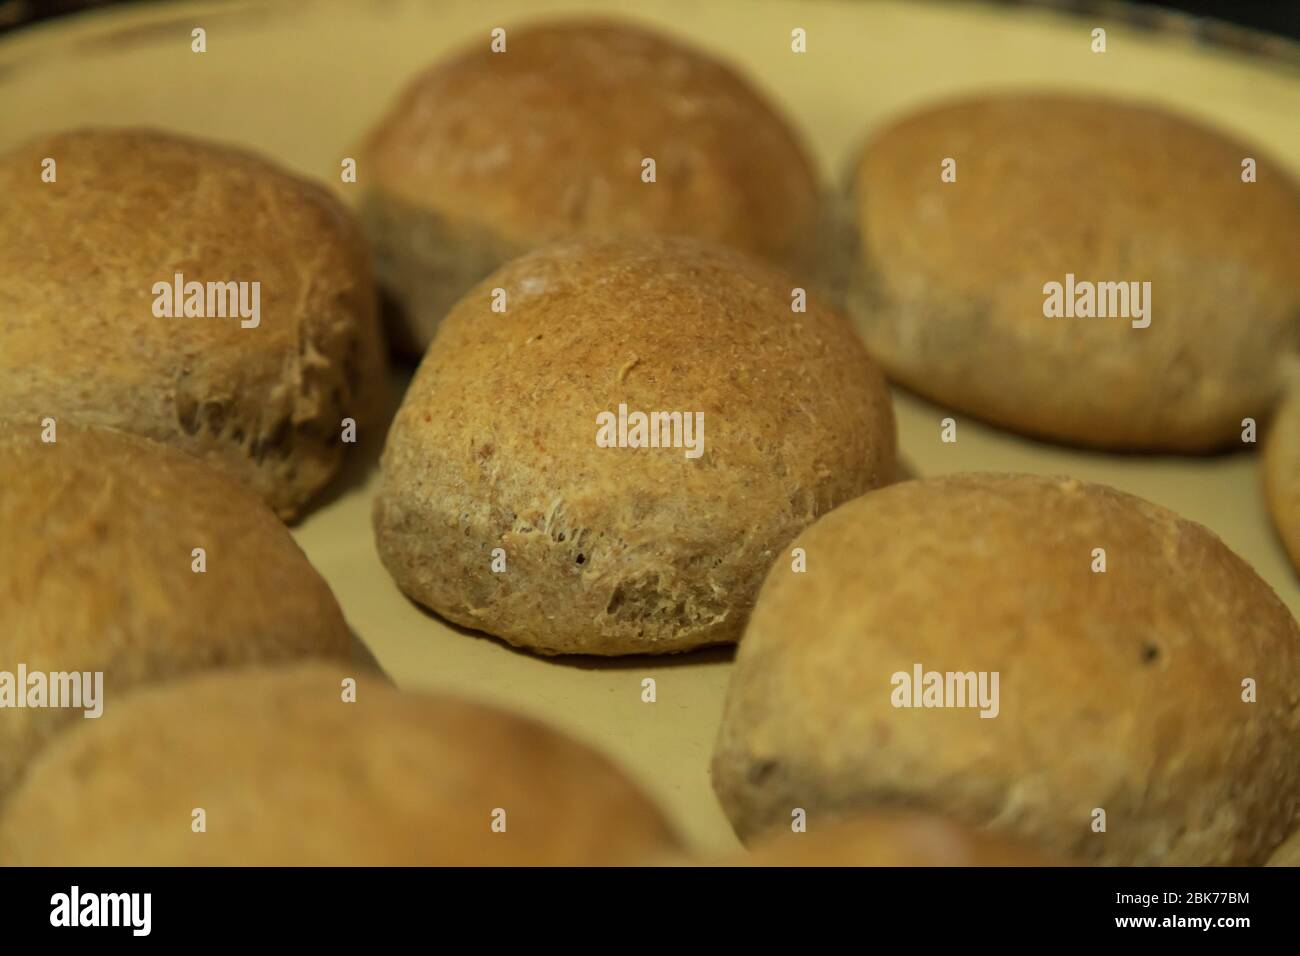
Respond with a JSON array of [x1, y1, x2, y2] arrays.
[[360, 18, 820, 351], [840, 93, 1300, 451]]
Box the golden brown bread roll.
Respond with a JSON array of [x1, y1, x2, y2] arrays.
[[0, 421, 351, 800], [360, 18, 819, 351], [1263, 387, 1300, 576], [839, 93, 1300, 450], [732, 811, 1063, 867], [0, 664, 682, 865], [0, 128, 387, 519], [373, 235, 895, 655], [712, 473, 1300, 865]]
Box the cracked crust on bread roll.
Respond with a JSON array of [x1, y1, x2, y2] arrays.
[[0, 421, 352, 802], [0, 664, 682, 866], [0, 128, 388, 519], [712, 473, 1300, 865], [373, 235, 895, 656], [360, 18, 820, 351]]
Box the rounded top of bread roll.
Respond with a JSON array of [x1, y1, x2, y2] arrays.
[[712, 473, 1300, 865], [735, 811, 1061, 867], [0, 421, 351, 799], [854, 93, 1300, 294], [1263, 388, 1300, 576], [845, 93, 1300, 449], [363, 18, 818, 268], [373, 235, 895, 655], [0, 128, 387, 519], [0, 664, 682, 866]]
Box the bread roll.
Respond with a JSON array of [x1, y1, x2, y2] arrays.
[[712, 473, 1300, 865], [0, 128, 387, 519], [361, 19, 819, 351], [1263, 388, 1300, 576], [0, 664, 682, 865], [373, 236, 895, 655], [733, 811, 1061, 867], [0, 421, 351, 800], [840, 94, 1300, 450]]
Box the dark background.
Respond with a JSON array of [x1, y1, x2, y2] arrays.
[[1139, 0, 1299, 39], [1, 0, 1298, 41]]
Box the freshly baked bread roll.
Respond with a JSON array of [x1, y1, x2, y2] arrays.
[[732, 811, 1061, 867], [373, 236, 895, 655], [1263, 388, 1300, 576], [360, 19, 819, 351], [712, 473, 1300, 865], [0, 421, 351, 800], [840, 94, 1300, 450], [0, 128, 387, 519], [0, 664, 682, 866]]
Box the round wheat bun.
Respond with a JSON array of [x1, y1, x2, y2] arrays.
[[0, 663, 682, 866], [840, 93, 1300, 451], [0, 421, 352, 801], [360, 18, 820, 352], [373, 235, 896, 656], [0, 128, 388, 520], [711, 473, 1300, 865], [1263, 388, 1300, 577], [730, 810, 1061, 867]]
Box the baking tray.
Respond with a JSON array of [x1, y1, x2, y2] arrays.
[[2, 0, 1297, 856]]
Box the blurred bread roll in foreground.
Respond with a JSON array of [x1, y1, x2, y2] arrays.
[[712, 474, 1300, 865], [373, 236, 895, 655], [360, 18, 819, 350], [841, 94, 1300, 450], [731, 811, 1062, 867], [1263, 388, 1300, 576], [0, 128, 387, 520], [0, 664, 682, 866], [0, 422, 351, 801]]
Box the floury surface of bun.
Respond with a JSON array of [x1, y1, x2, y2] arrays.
[[373, 235, 895, 655]]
